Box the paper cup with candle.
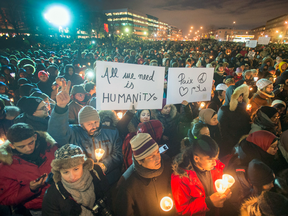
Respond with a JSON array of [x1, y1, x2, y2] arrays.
[[160, 196, 173, 212], [215, 179, 229, 194], [222, 174, 235, 188], [95, 148, 105, 162]]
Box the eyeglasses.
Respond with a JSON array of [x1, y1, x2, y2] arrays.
[[36, 106, 48, 111]]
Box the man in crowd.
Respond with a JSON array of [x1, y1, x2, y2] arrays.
[[0, 123, 58, 216], [48, 80, 122, 185], [115, 133, 174, 216], [207, 83, 227, 112]]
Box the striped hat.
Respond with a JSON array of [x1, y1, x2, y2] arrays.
[[130, 133, 158, 161]]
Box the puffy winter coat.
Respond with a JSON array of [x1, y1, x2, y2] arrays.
[[14, 113, 50, 132], [171, 160, 224, 216], [0, 132, 58, 210]]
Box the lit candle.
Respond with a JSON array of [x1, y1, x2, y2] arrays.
[[200, 102, 205, 108], [10, 98, 14, 102], [117, 112, 123, 120], [222, 174, 235, 188], [249, 87, 253, 91], [215, 179, 228, 194], [160, 196, 173, 212], [88, 62, 91, 66], [254, 77, 258, 81], [246, 104, 252, 111], [273, 77, 276, 82], [95, 148, 105, 162], [0, 139, 4, 145]]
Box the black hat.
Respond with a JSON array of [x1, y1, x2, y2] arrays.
[[268, 66, 275, 72], [17, 96, 43, 116], [248, 159, 274, 187], [259, 106, 278, 119]]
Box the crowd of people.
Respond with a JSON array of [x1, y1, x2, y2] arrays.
[[0, 37, 288, 216]]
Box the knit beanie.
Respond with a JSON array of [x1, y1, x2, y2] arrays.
[[70, 85, 86, 96], [247, 159, 274, 187], [18, 78, 30, 86], [199, 108, 216, 125], [216, 83, 228, 91], [256, 78, 272, 90], [271, 100, 286, 108], [130, 133, 158, 161], [236, 67, 242, 74], [257, 191, 288, 216], [259, 106, 278, 118], [30, 91, 49, 101], [38, 70, 48, 79], [17, 96, 43, 116], [78, 105, 100, 124]]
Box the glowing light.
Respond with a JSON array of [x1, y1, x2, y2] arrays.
[[233, 21, 236, 24], [117, 112, 123, 119], [95, 148, 105, 162], [247, 104, 252, 111], [0, 139, 4, 145], [87, 71, 94, 77], [160, 197, 173, 212], [144, 31, 147, 35], [125, 28, 129, 32], [200, 102, 206, 108], [200, 26, 203, 29], [92, 41, 95, 44], [44, 5, 71, 27], [215, 174, 235, 194], [10, 98, 14, 102], [279, 35, 282, 38], [253, 77, 258, 81], [276, 30, 279, 33]]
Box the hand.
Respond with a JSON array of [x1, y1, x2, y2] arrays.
[[224, 188, 232, 199], [30, 174, 48, 191], [181, 100, 189, 106], [210, 192, 227, 208], [95, 162, 107, 173], [56, 80, 71, 108]]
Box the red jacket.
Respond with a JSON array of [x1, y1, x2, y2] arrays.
[[171, 161, 224, 216], [0, 133, 58, 210]]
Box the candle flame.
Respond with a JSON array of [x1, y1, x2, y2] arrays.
[[117, 112, 123, 119], [95, 148, 105, 161], [160, 197, 173, 212], [246, 104, 252, 111], [200, 102, 205, 108]]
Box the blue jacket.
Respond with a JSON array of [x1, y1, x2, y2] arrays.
[[48, 105, 123, 184]]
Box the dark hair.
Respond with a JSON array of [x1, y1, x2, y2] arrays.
[[84, 82, 96, 93], [191, 121, 209, 140], [7, 123, 35, 143]]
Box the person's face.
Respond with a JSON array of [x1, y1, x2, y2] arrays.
[[138, 148, 161, 170], [262, 180, 274, 191], [269, 70, 276, 75], [237, 95, 244, 103], [39, 74, 48, 82], [139, 110, 150, 123], [265, 84, 273, 94], [209, 114, 218, 126], [220, 90, 226, 99], [161, 105, 171, 115], [33, 101, 49, 118], [218, 67, 224, 72], [266, 62, 271, 66], [60, 164, 83, 183], [194, 152, 219, 171], [237, 72, 243, 76], [19, 72, 27, 78], [200, 127, 210, 136], [74, 93, 85, 102], [282, 64, 287, 71], [0, 86, 6, 94], [267, 140, 278, 155], [4, 69, 10, 75], [270, 112, 280, 124], [276, 107, 286, 115], [240, 65, 245, 70], [82, 120, 100, 136], [68, 68, 74, 75], [9, 134, 37, 155]]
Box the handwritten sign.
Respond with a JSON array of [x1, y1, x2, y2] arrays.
[[246, 40, 257, 48], [96, 61, 165, 110], [258, 37, 270, 45], [166, 68, 214, 105]]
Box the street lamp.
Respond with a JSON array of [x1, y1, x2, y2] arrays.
[[200, 26, 203, 29], [276, 30, 279, 33], [191, 26, 193, 29], [44, 5, 71, 27], [125, 28, 129, 32], [233, 21, 236, 24]]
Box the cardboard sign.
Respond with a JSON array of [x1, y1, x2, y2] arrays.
[[248, 51, 256, 59], [96, 61, 165, 110], [258, 37, 270, 45], [166, 68, 214, 105], [246, 40, 257, 48]]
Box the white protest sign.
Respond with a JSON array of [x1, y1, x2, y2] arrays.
[[247, 51, 256, 59], [166, 68, 214, 105], [246, 40, 257, 48], [258, 37, 270, 45], [96, 61, 165, 110]]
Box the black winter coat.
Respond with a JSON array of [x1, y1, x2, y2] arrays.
[[14, 113, 49, 131]]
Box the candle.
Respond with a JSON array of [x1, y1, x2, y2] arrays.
[[254, 77, 258, 81], [222, 174, 235, 188], [273, 77, 276, 82], [246, 104, 252, 111], [95, 148, 105, 162], [215, 179, 228, 194], [0, 139, 5, 146], [10, 98, 14, 102], [249, 87, 253, 91], [160, 196, 173, 212], [117, 112, 123, 120], [200, 102, 205, 108]]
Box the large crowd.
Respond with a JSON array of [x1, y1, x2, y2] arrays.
[[0, 37, 288, 216]]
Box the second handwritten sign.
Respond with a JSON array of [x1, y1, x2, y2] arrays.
[[96, 61, 165, 110], [166, 67, 214, 105]]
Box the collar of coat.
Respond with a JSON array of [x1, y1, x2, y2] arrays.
[[0, 131, 56, 165], [229, 84, 249, 111], [240, 196, 261, 216], [257, 89, 275, 99]]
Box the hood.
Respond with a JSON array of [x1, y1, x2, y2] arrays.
[[279, 61, 287, 73], [275, 70, 288, 86], [240, 196, 260, 216], [229, 84, 249, 111], [4, 106, 20, 120], [262, 57, 274, 67], [0, 131, 57, 165], [224, 85, 236, 106], [137, 120, 163, 143], [98, 110, 119, 127]]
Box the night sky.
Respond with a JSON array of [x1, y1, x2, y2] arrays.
[[40, 0, 288, 35]]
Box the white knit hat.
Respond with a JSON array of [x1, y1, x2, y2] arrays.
[[78, 105, 100, 124], [271, 100, 286, 108], [256, 78, 272, 90], [216, 83, 228, 91]]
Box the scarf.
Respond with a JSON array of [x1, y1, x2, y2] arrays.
[[62, 169, 95, 216], [133, 156, 164, 179], [253, 111, 276, 133]]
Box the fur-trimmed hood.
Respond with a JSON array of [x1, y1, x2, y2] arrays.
[[262, 57, 274, 67], [240, 196, 261, 216], [98, 110, 119, 127], [0, 131, 56, 165], [154, 104, 178, 120], [229, 84, 249, 111]]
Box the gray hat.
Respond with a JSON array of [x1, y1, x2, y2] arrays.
[[78, 105, 100, 124], [70, 85, 86, 96]]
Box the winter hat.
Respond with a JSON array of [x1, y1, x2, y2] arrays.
[[78, 105, 100, 124], [38, 70, 48, 79], [30, 91, 49, 101], [17, 96, 43, 116], [248, 159, 274, 187], [257, 191, 288, 216], [236, 67, 243, 74], [256, 78, 272, 90], [271, 100, 286, 108], [276, 56, 283, 63], [268, 66, 275, 72], [246, 130, 276, 152], [18, 78, 30, 86], [259, 106, 278, 118], [130, 133, 158, 161], [0, 81, 6, 87], [70, 85, 86, 96], [216, 83, 228, 91], [199, 108, 216, 125]]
